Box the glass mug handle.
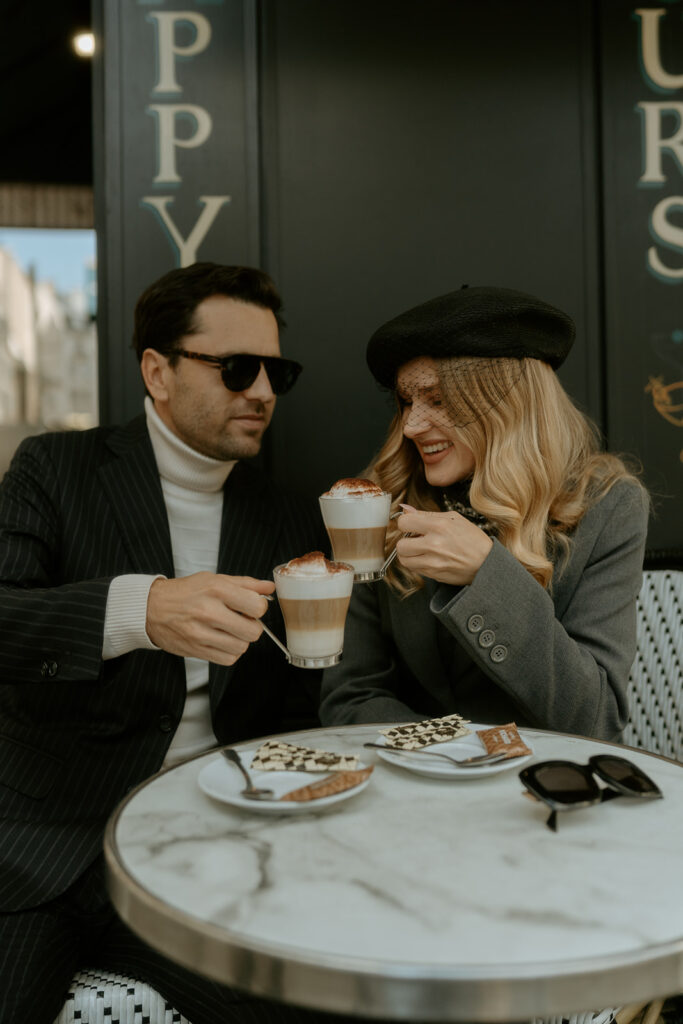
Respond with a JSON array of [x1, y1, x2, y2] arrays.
[[378, 546, 399, 576], [379, 510, 417, 577], [260, 620, 292, 662], [259, 594, 291, 662]]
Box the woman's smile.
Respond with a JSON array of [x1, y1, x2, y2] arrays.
[[397, 357, 475, 484], [420, 440, 454, 461]]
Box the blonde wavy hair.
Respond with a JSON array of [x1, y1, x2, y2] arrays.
[[368, 357, 645, 596]]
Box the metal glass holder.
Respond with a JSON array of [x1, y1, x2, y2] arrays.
[[353, 569, 385, 583], [289, 651, 342, 669]]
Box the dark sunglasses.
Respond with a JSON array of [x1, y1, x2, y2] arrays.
[[519, 754, 663, 832], [174, 349, 302, 395]]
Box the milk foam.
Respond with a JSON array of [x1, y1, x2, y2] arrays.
[[323, 477, 384, 498], [318, 490, 391, 529], [279, 552, 333, 577], [273, 555, 354, 599]]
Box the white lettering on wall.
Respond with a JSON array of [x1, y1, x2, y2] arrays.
[[635, 8, 683, 91], [141, 196, 232, 267], [142, 9, 230, 264], [638, 103, 683, 184], [648, 196, 683, 280], [636, 7, 683, 281], [148, 104, 213, 184], [148, 12, 212, 94]]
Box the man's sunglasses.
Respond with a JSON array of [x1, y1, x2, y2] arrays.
[[174, 349, 303, 395], [519, 755, 663, 832]]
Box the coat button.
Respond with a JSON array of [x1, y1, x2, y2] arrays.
[[158, 714, 173, 733], [40, 660, 59, 678], [478, 629, 495, 648], [467, 614, 484, 633], [490, 644, 508, 663]]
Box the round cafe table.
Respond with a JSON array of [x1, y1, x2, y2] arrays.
[[104, 724, 683, 1021]]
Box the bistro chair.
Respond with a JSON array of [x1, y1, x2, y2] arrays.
[[54, 967, 190, 1023], [623, 559, 683, 760]]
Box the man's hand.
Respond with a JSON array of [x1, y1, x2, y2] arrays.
[[395, 508, 493, 586], [146, 573, 276, 666]]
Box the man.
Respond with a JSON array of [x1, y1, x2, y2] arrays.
[[0, 263, 328, 1022]]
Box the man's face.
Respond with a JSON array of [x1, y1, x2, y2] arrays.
[[152, 295, 280, 461]]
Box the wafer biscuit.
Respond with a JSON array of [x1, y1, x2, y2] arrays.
[[251, 739, 359, 772], [379, 713, 471, 750]]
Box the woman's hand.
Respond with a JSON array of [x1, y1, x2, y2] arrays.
[[395, 508, 493, 586]]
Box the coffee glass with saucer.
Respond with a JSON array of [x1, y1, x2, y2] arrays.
[[272, 552, 355, 668], [318, 478, 392, 582]]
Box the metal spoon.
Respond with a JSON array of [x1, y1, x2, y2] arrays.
[[221, 747, 275, 799], [362, 742, 513, 768]]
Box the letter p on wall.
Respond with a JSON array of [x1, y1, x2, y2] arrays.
[[148, 11, 212, 94], [147, 104, 213, 184]]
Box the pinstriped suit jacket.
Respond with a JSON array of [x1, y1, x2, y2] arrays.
[[0, 416, 327, 911]]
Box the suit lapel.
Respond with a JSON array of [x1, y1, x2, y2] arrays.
[[98, 417, 174, 577], [215, 462, 283, 579], [210, 462, 284, 707], [98, 426, 284, 706]]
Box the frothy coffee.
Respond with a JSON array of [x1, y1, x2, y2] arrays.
[[273, 552, 354, 665], [322, 478, 385, 499], [319, 479, 391, 576]]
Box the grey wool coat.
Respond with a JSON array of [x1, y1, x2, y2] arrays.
[[319, 480, 649, 740]]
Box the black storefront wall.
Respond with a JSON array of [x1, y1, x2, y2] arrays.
[[94, 0, 681, 556], [258, 0, 602, 500], [94, 0, 261, 425], [601, 0, 683, 555]]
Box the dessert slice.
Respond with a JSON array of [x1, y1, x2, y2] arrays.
[[251, 739, 359, 772], [280, 767, 373, 802], [379, 712, 471, 750]]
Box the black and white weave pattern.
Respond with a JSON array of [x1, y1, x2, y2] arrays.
[[624, 570, 683, 760], [532, 1009, 619, 1024], [54, 968, 191, 1024]]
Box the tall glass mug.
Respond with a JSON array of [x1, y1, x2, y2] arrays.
[[319, 478, 392, 582], [273, 553, 355, 668]]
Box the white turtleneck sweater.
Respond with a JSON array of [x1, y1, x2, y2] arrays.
[[102, 397, 235, 764]]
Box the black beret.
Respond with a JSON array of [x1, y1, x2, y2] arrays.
[[366, 286, 575, 388]]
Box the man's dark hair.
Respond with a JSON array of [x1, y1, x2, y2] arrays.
[[132, 262, 284, 363]]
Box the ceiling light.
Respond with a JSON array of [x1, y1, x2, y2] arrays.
[[72, 32, 95, 58]]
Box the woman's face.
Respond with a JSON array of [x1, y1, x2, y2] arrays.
[[397, 356, 475, 487]]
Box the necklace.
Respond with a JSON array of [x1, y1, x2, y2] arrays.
[[441, 482, 497, 537]]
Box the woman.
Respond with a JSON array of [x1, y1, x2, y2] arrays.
[[319, 285, 649, 739]]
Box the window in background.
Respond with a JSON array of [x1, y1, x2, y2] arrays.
[[0, 228, 97, 473]]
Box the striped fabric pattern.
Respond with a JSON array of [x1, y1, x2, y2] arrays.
[[624, 569, 683, 759], [0, 416, 328, 912]]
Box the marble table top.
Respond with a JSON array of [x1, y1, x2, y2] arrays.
[[104, 725, 683, 1021]]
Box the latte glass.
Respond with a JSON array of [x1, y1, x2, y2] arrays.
[[318, 490, 392, 582], [272, 561, 355, 668]]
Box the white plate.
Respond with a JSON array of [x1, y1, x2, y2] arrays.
[[373, 723, 533, 779], [198, 749, 372, 814]]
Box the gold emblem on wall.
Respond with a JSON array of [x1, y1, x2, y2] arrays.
[[646, 376, 683, 461]]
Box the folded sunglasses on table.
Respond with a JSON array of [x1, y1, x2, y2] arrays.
[[519, 754, 663, 831]]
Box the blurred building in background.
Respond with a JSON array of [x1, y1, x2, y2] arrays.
[[0, 244, 97, 474]]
